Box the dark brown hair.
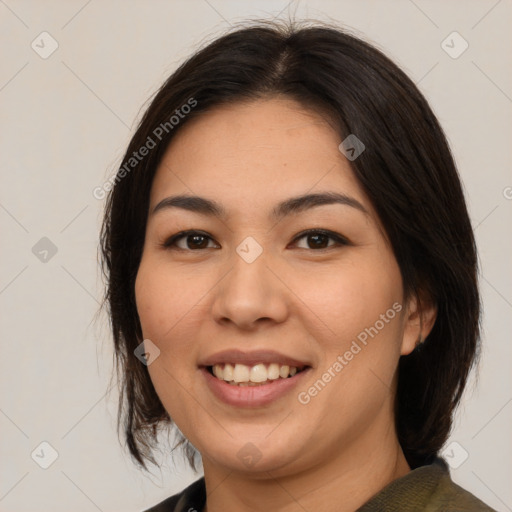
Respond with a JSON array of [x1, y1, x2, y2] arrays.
[[100, 19, 480, 471]]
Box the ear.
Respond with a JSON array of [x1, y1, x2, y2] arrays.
[[400, 292, 437, 356]]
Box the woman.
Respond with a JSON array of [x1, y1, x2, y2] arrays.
[[100, 20, 495, 511]]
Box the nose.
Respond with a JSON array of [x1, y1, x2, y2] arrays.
[[211, 247, 289, 331]]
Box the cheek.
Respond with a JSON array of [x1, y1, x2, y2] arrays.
[[292, 254, 405, 416], [294, 264, 404, 418], [294, 255, 403, 347], [135, 257, 205, 340], [135, 259, 203, 413]]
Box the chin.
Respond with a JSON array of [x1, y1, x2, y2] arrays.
[[198, 430, 309, 476]]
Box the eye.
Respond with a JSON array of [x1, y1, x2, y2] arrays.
[[162, 228, 350, 252], [290, 229, 350, 250], [162, 230, 219, 251]]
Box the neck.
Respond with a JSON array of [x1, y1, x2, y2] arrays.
[[201, 423, 410, 512]]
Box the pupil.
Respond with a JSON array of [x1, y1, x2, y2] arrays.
[[185, 234, 328, 250], [309, 234, 328, 249], [189, 235, 207, 249]]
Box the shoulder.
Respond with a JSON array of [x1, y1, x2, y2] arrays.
[[144, 460, 496, 512], [358, 458, 496, 511], [142, 477, 206, 512], [430, 463, 496, 511]]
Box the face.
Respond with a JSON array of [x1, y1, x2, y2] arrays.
[[135, 98, 421, 477]]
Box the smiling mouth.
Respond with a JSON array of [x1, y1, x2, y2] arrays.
[[207, 362, 308, 386]]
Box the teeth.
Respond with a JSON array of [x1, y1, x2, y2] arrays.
[[268, 363, 280, 380], [250, 363, 268, 383], [224, 363, 234, 381], [233, 363, 250, 383], [212, 365, 223, 379], [211, 362, 302, 385]]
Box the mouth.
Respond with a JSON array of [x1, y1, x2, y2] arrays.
[[206, 362, 309, 387], [199, 349, 312, 407]]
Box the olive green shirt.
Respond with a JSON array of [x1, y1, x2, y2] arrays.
[[144, 458, 495, 511]]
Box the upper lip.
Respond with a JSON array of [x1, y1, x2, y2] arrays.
[[199, 349, 311, 368]]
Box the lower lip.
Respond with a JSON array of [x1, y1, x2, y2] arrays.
[[201, 367, 310, 407]]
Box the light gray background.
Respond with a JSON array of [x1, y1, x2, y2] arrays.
[[1, 1, 511, 511]]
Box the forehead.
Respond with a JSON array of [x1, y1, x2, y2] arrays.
[[150, 98, 372, 217]]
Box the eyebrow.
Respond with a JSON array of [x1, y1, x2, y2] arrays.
[[152, 191, 368, 219]]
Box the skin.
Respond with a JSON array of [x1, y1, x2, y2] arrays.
[[135, 97, 437, 512]]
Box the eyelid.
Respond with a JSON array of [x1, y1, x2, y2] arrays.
[[161, 228, 351, 251], [290, 228, 351, 249], [162, 230, 218, 250]]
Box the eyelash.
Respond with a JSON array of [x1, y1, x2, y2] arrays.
[[161, 229, 350, 252]]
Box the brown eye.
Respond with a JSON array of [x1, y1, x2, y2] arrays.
[[163, 231, 218, 251], [305, 233, 330, 249], [183, 234, 210, 249], [292, 229, 349, 250]]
